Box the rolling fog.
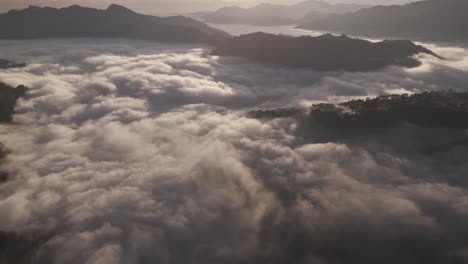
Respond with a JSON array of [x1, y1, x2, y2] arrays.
[[0, 24, 468, 263]]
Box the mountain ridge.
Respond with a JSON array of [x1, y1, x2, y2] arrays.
[[203, 0, 368, 26], [0, 4, 230, 45], [0, 60, 28, 184], [298, 0, 468, 42], [213, 32, 441, 71]]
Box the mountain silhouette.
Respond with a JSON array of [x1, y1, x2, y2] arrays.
[[0, 60, 28, 184], [213, 32, 441, 71], [0, 81, 27, 183], [204, 0, 367, 26], [310, 91, 468, 130], [0, 4, 230, 44], [250, 91, 468, 129], [298, 0, 468, 42], [0, 82, 28, 123], [0, 58, 26, 69], [248, 91, 468, 154]]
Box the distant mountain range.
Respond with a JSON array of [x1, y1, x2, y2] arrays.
[[0, 4, 443, 74], [298, 0, 468, 42], [203, 0, 368, 26], [213, 32, 440, 71], [0, 4, 230, 44]]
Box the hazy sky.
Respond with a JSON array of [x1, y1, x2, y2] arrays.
[[0, 0, 418, 15]]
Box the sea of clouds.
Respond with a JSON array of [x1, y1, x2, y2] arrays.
[[0, 36, 468, 264]]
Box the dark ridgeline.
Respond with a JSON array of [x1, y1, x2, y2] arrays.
[[248, 91, 468, 130], [0, 59, 28, 122], [0, 4, 230, 45], [213, 32, 441, 71], [310, 91, 468, 130], [203, 0, 367, 26], [0, 143, 7, 183], [1, 61, 48, 263], [0, 81, 27, 183], [298, 0, 468, 42], [0, 60, 28, 185], [0, 83, 28, 123], [247, 108, 304, 119], [0, 58, 26, 69], [248, 91, 468, 154]]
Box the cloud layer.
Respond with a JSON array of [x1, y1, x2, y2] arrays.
[[0, 38, 468, 263]]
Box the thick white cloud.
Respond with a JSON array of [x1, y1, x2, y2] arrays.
[[0, 37, 468, 263]]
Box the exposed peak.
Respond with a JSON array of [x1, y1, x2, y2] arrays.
[[381, 39, 414, 46], [316, 33, 338, 39], [20, 5, 57, 12], [214, 32, 440, 71], [61, 4, 99, 12], [27, 5, 41, 10], [298, 0, 467, 42], [241, 32, 279, 38], [246, 31, 278, 37], [106, 4, 134, 14], [67, 4, 84, 9], [0, 3, 230, 45]]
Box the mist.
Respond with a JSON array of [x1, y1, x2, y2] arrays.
[[1, 0, 468, 261], [0, 34, 467, 263]]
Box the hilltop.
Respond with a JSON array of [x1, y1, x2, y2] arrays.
[[0, 4, 230, 44], [214, 32, 441, 71]]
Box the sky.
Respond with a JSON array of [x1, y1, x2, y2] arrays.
[[0, 0, 419, 15]]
